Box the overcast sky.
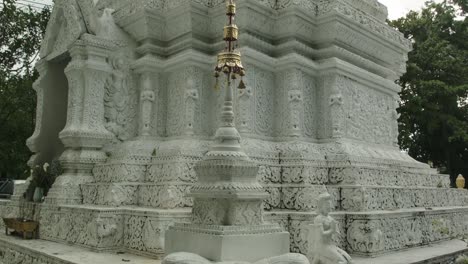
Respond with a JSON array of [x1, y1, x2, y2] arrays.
[[379, 0, 443, 19], [36, 0, 435, 20]]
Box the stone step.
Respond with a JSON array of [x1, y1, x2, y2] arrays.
[[37, 204, 190, 258], [1, 233, 466, 264], [326, 162, 449, 188], [82, 182, 468, 213], [343, 206, 468, 256], [80, 182, 334, 211], [278, 206, 468, 256], [339, 185, 468, 211], [94, 160, 450, 189], [352, 240, 468, 264], [273, 166, 449, 189], [3, 201, 468, 260], [264, 184, 468, 212], [0, 233, 158, 264]]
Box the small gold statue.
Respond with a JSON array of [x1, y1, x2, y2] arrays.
[[456, 174, 465, 189]]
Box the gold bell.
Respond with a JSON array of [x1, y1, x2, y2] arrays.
[[214, 76, 220, 90], [238, 78, 246, 89]]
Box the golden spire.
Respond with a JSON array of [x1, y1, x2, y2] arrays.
[[214, 0, 246, 90]]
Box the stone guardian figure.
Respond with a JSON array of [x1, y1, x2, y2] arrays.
[[308, 192, 353, 264]]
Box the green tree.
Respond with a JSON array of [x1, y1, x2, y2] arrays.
[[390, 0, 468, 185], [0, 0, 50, 179], [452, 0, 468, 14]]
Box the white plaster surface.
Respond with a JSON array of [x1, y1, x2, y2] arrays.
[[7, 0, 468, 262], [0, 233, 159, 264], [1, 232, 467, 264], [353, 240, 468, 264]]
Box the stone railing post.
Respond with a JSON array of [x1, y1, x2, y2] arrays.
[[46, 34, 116, 205]]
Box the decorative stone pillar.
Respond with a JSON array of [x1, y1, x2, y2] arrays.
[[46, 34, 116, 205], [26, 59, 48, 167], [328, 76, 344, 139], [140, 80, 155, 137], [284, 69, 304, 137], [329, 92, 344, 138], [132, 55, 160, 138], [165, 65, 204, 137], [184, 75, 199, 136], [288, 89, 303, 137]]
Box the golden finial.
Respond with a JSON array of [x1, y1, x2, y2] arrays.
[[214, 0, 246, 90], [456, 174, 465, 189]]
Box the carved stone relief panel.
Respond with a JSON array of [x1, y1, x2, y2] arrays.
[[346, 209, 468, 255], [346, 219, 385, 255], [153, 73, 167, 137], [184, 85, 200, 135], [287, 214, 347, 255], [340, 186, 468, 211], [143, 148, 203, 208], [316, 75, 335, 139], [317, 73, 395, 144], [303, 74, 317, 138], [104, 51, 138, 142], [139, 74, 156, 137], [339, 75, 394, 145], [138, 184, 193, 209], [40, 207, 124, 250], [275, 69, 311, 138], [166, 66, 207, 137], [253, 66, 275, 137], [124, 214, 188, 256], [166, 70, 185, 137]]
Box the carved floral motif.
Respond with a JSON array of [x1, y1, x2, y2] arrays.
[[104, 52, 138, 142]]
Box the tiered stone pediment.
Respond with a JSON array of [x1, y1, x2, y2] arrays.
[[110, 0, 409, 79]]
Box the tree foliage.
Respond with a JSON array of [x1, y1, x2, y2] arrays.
[[0, 0, 50, 178], [390, 0, 468, 184]]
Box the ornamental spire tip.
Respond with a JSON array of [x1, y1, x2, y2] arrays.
[[214, 0, 246, 90]]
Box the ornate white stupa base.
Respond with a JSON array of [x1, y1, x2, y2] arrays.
[[3, 0, 467, 263], [162, 252, 309, 264], [165, 224, 289, 262], [1, 229, 466, 264]]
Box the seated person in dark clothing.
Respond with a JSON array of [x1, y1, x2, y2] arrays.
[[0, 176, 14, 198]]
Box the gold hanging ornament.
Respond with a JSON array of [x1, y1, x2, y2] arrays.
[[238, 78, 246, 89], [238, 69, 246, 89], [213, 0, 247, 91], [214, 72, 220, 90]]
